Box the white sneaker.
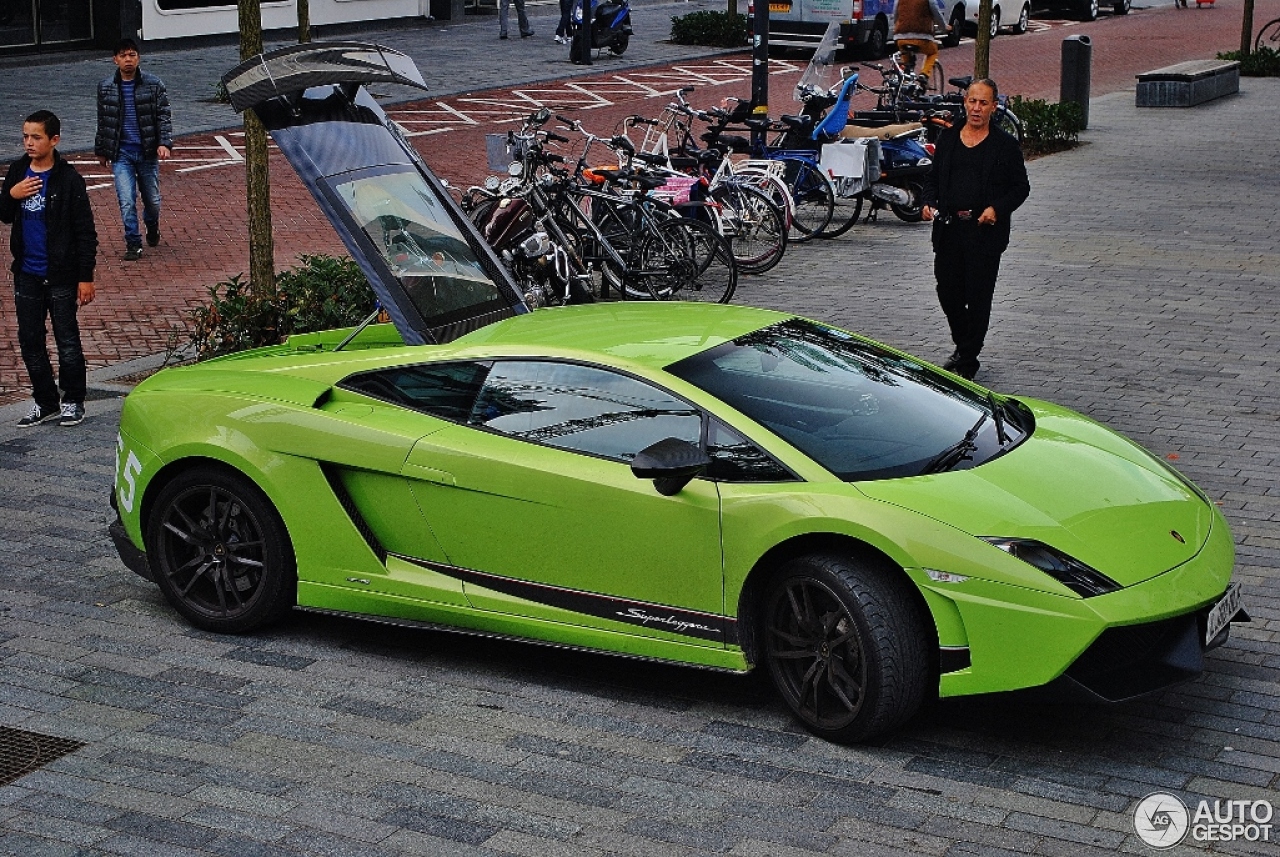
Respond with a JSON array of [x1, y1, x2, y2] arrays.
[[554, 34, 568, 44]]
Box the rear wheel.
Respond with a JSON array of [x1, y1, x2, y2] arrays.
[[988, 8, 1000, 38], [763, 553, 932, 743], [865, 18, 890, 59], [779, 158, 835, 242], [889, 178, 926, 222], [146, 466, 296, 633], [610, 32, 630, 55], [943, 6, 965, 47], [1078, 0, 1098, 21], [1113, 0, 1130, 14], [629, 218, 736, 303], [1256, 18, 1280, 51], [823, 193, 866, 238], [708, 182, 788, 274]]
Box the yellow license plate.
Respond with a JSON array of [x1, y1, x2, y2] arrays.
[[769, 2, 791, 10]]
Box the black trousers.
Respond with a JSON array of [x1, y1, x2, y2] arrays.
[[14, 270, 86, 410], [933, 220, 1003, 374]]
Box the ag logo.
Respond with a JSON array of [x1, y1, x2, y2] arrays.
[[1134, 792, 1190, 849]]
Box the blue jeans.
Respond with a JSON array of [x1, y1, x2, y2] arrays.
[[14, 271, 86, 410], [112, 149, 161, 249]]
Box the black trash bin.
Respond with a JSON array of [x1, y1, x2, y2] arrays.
[[1061, 34, 1092, 130]]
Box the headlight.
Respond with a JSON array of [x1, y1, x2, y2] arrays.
[[980, 537, 1121, 598]]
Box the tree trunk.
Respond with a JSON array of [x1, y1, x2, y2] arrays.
[[727, 0, 738, 19], [1240, 0, 1254, 54], [299, 0, 312, 43], [238, 0, 275, 301], [974, 0, 992, 79]]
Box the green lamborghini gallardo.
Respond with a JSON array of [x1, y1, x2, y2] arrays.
[[109, 44, 1246, 743]]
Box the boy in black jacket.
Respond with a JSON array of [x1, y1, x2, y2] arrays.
[[1, 110, 99, 427]]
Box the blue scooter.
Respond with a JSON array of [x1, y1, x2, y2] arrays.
[[569, 0, 633, 62]]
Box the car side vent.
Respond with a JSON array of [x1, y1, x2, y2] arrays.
[[319, 464, 388, 563]]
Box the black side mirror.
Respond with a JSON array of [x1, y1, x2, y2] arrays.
[[631, 437, 711, 496]]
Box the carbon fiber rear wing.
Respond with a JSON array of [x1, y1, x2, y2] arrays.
[[221, 42, 428, 114]]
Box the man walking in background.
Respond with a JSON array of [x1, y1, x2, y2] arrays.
[[95, 38, 172, 261], [922, 79, 1029, 381], [1, 111, 98, 427]]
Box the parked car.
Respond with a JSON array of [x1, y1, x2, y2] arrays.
[[110, 43, 1247, 745], [940, 0, 1031, 43]]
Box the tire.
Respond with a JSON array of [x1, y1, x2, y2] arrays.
[[709, 182, 788, 274], [1256, 18, 1280, 52], [145, 466, 296, 633], [762, 553, 932, 743], [779, 158, 835, 242], [889, 178, 926, 222], [942, 6, 964, 47], [993, 105, 1023, 143], [823, 193, 866, 238], [988, 8, 1000, 38], [630, 218, 736, 303], [1012, 3, 1029, 34], [610, 32, 630, 55], [1078, 0, 1098, 21], [865, 18, 890, 59], [1113, 0, 1131, 13]]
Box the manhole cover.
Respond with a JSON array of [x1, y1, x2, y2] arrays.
[[0, 725, 85, 786]]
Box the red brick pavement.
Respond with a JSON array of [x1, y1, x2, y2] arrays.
[[1, 0, 1272, 405]]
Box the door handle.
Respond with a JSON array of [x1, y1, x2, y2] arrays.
[[402, 463, 456, 486]]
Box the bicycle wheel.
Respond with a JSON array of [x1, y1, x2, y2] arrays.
[[708, 181, 788, 274], [1257, 18, 1280, 52], [629, 218, 736, 303], [778, 157, 835, 242], [825, 192, 866, 238], [993, 106, 1023, 143], [927, 60, 945, 96], [735, 165, 796, 234]]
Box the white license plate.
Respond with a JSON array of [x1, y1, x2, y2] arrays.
[[1205, 581, 1243, 645]]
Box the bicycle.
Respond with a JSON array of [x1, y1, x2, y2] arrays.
[[1257, 17, 1280, 52]]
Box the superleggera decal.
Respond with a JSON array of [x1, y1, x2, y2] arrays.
[[391, 553, 734, 644]]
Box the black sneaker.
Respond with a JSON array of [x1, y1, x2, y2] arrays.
[[124, 246, 143, 261], [58, 402, 85, 427], [146, 226, 160, 247], [17, 402, 57, 427]]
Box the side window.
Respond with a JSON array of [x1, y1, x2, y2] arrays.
[[471, 361, 702, 461], [339, 362, 491, 422], [706, 420, 795, 483]]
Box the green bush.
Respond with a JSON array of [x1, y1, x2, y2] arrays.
[[670, 11, 748, 48], [1007, 96, 1083, 156], [1216, 47, 1280, 76], [188, 254, 377, 359]]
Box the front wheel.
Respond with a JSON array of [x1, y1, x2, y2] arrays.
[[709, 182, 789, 274], [988, 8, 1000, 38], [763, 553, 933, 743], [1078, 0, 1098, 21], [1113, 0, 1131, 13], [145, 466, 296, 633], [1012, 3, 1029, 34]]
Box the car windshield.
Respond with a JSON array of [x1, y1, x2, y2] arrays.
[[667, 319, 1010, 481], [330, 166, 509, 327]]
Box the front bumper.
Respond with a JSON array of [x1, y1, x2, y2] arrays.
[[930, 509, 1241, 699], [109, 490, 152, 581]]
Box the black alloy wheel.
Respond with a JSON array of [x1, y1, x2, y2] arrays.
[[146, 466, 296, 633], [763, 553, 932, 742]]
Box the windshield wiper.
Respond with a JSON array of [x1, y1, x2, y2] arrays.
[[921, 413, 987, 475], [989, 392, 1010, 446]]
